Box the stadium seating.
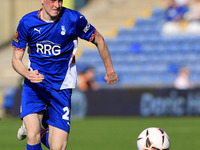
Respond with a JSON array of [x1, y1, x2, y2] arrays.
[[77, 7, 200, 88]]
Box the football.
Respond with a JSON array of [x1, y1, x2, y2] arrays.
[[137, 127, 170, 150]]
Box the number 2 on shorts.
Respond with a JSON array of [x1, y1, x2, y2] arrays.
[[62, 106, 70, 120]]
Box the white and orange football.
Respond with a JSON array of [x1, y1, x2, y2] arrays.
[[137, 127, 170, 150]]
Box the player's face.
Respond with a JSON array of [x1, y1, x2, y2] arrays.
[[41, 0, 63, 20]]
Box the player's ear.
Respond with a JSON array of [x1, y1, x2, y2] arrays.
[[40, 0, 44, 5]]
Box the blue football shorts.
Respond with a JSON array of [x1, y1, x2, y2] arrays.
[[21, 81, 72, 133]]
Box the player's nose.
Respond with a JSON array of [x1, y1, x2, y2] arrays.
[[53, 0, 60, 8]]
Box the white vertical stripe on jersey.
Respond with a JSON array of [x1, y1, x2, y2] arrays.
[[60, 40, 78, 90]]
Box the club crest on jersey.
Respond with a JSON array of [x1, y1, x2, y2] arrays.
[[36, 40, 61, 57], [61, 26, 66, 35]]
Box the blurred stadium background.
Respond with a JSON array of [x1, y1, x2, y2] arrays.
[[1, 0, 200, 149]]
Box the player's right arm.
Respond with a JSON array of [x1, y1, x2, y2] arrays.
[[12, 17, 44, 83], [12, 50, 44, 83]]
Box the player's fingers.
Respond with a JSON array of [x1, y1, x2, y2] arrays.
[[29, 73, 44, 83], [30, 78, 44, 83], [111, 79, 118, 84], [109, 79, 118, 85], [33, 70, 39, 75], [106, 75, 118, 85], [104, 76, 118, 85], [104, 75, 110, 84], [38, 74, 45, 79], [105, 79, 115, 85]]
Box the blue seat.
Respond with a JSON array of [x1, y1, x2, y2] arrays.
[[151, 7, 166, 21]]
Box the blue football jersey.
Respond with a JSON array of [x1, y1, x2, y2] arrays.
[[12, 7, 96, 90]]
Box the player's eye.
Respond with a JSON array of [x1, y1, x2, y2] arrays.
[[49, 0, 63, 3], [50, 0, 61, 2]]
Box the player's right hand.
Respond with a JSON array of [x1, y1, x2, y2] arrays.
[[28, 70, 44, 83]]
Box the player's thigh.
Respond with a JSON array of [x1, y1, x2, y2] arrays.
[[23, 112, 43, 136], [48, 125, 69, 149]]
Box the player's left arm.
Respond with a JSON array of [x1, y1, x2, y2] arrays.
[[91, 30, 118, 85]]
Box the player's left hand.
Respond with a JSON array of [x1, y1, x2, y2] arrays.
[[104, 72, 118, 85]]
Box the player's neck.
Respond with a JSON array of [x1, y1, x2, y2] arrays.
[[40, 9, 58, 22]]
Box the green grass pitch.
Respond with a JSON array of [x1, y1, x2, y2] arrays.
[[0, 117, 200, 150]]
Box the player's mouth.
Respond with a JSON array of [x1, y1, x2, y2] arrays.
[[51, 8, 61, 14], [52, 9, 60, 13]]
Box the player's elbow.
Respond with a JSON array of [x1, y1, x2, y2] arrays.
[[12, 50, 24, 67], [12, 52, 21, 70], [12, 55, 17, 70]]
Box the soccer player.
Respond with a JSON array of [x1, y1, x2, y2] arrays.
[[12, 0, 118, 150]]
